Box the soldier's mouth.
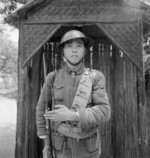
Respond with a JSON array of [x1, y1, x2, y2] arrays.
[[71, 55, 78, 58]]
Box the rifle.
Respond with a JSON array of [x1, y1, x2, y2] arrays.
[[46, 103, 54, 158], [43, 53, 54, 158]]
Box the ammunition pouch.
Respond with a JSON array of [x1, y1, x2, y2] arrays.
[[85, 132, 99, 153], [52, 132, 65, 151]]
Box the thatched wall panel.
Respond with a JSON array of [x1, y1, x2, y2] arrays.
[[97, 22, 142, 70], [23, 24, 61, 65]]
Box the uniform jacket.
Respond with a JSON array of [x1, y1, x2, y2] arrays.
[[36, 63, 111, 158]]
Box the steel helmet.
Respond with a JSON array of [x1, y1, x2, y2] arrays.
[[58, 30, 94, 48]]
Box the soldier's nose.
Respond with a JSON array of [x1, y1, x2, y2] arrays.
[[72, 48, 77, 53]]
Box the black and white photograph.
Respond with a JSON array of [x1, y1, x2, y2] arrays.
[[0, 0, 150, 158]]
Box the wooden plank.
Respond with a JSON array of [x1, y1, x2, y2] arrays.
[[105, 44, 112, 158], [93, 42, 100, 69], [31, 53, 41, 157], [124, 54, 130, 158], [123, 56, 140, 158], [24, 63, 30, 158], [15, 20, 27, 158], [131, 62, 139, 157], [112, 49, 125, 158], [137, 70, 147, 158], [84, 47, 90, 68]]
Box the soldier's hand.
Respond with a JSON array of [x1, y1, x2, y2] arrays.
[[44, 105, 78, 122]]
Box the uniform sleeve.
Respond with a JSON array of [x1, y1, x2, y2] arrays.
[[77, 71, 111, 129], [36, 72, 55, 137]]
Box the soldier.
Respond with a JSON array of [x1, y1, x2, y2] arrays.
[[36, 30, 111, 158]]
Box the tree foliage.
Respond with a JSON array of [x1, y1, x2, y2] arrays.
[[143, 23, 150, 66], [0, 33, 17, 88], [0, 0, 27, 15], [143, 22, 150, 90], [143, 23, 150, 55], [0, 0, 25, 88]]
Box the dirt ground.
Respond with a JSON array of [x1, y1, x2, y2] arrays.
[[0, 88, 17, 158]]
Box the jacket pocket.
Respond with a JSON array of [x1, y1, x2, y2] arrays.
[[54, 84, 64, 101], [52, 132, 65, 151], [85, 132, 99, 153]]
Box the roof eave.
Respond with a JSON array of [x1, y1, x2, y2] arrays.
[[4, 0, 150, 28], [15, 0, 48, 19], [4, 0, 49, 28]]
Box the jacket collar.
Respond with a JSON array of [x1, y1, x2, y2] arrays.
[[65, 62, 86, 75]]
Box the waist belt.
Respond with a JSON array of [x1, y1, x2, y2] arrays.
[[57, 123, 97, 139]]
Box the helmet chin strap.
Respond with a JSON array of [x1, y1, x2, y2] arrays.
[[63, 56, 84, 66]]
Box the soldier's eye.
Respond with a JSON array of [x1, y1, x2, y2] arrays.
[[77, 44, 83, 47], [65, 44, 72, 48]]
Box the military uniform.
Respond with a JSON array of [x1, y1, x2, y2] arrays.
[[36, 63, 110, 158]]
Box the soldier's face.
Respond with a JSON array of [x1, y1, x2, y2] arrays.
[[63, 39, 86, 66]]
